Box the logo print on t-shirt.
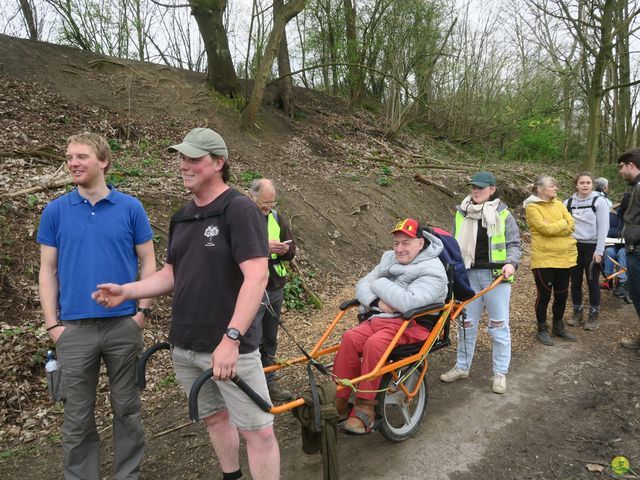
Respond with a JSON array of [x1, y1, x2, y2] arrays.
[[204, 225, 219, 247]]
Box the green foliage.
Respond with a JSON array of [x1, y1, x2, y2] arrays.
[[32, 348, 47, 367], [504, 114, 564, 163], [284, 275, 307, 311], [238, 170, 262, 187], [158, 373, 177, 388], [47, 433, 63, 444], [1, 326, 24, 338], [213, 90, 245, 112], [121, 166, 143, 177], [107, 138, 122, 152], [26, 194, 38, 209], [376, 176, 392, 186], [106, 171, 127, 187], [376, 166, 393, 186], [294, 109, 309, 120], [138, 138, 150, 152]]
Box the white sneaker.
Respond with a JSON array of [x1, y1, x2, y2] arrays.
[[492, 374, 507, 394], [440, 366, 470, 383]]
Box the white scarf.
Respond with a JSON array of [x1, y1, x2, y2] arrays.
[[458, 196, 502, 268]]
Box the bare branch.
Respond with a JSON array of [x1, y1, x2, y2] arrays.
[[149, 0, 192, 8]]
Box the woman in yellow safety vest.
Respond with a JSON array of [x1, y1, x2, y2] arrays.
[[440, 171, 522, 395]]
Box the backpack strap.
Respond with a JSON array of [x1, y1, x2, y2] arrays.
[[566, 197, 573, 213], [168, 189, 243, 242], [566, 196, 598, 215]]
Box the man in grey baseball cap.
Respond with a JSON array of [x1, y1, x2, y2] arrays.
[[95, 127, 280, 479], [168, 127, 229, 159]]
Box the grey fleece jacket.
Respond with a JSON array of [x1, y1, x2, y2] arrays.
[[563, 192, 610, 255], [355, 231, 448, 318], [454, 201, 522, 267]]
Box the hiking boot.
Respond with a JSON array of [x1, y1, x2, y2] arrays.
[[620, 336, 640, 349], [614, 282, 628, 298], [267, 382, 293, 403], [551, 319, 576, 341], [583, 311, 599, 331], [552, 328, 577, 341], [440, 366, 470, 383], [536, 331, 554, 346], [566, 308, 583, 326], [491, 374, 507, 394]]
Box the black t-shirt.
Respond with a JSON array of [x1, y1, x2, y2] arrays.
[[166, 188, 268, 353], [472, 221, 491, 268]]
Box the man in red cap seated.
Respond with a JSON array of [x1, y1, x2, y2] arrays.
[[333, 218, 448, 434]]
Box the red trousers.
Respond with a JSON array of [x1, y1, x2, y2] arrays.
[[333, 316, 430, 401]]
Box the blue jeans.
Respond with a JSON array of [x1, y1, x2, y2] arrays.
[[603, 245, 627, 282], [456, 269, 512, 375]]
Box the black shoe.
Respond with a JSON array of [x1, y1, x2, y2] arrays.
[[267, 382, 293, 403], [552, 329, 577, 341], [536, 331, 554, 346], [614, 282, 628, 298]]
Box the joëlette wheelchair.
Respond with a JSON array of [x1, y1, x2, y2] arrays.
[[591, 255, 631, 304], [137, 272, 505, 443]]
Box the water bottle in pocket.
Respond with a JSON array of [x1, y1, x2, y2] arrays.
[[45, 350, 63, 401]]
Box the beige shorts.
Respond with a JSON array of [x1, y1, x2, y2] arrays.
[[172, 346, 274, 431]]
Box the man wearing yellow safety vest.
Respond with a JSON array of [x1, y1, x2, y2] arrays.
[[440, 171, 522, 394], [249, 179, 296, 402]]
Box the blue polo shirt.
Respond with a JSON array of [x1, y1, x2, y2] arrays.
[[37, 187, 153, 320]]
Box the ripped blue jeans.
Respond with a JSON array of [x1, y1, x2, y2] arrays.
[[456, 269, 512, 375]]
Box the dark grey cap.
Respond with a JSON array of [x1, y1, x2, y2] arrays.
[[168, 128, 228, 158]]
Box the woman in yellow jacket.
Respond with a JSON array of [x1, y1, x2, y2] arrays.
[[524, 175, 578, 345]]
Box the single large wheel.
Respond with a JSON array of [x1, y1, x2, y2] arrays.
[[375, 365, 428, 442]]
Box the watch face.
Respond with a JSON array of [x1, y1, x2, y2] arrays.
[[226, 328, 240, 340]]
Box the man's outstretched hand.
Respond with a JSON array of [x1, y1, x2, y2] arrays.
[[92, 283, 127, 308]]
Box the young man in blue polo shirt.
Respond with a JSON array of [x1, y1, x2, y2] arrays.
[[38, 133, 156, 480]]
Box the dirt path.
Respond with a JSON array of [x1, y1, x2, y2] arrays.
[[280, 301, 640, 479], [2, 294, 637, 479]]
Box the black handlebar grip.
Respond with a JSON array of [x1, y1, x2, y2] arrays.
[[231, 376, 273, 412], [188, 369, 272, 422], [189, 368, 213, 422], [136, 342, 171, 390]]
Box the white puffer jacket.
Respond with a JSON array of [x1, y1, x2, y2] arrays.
[[355, 231, 448, 317]]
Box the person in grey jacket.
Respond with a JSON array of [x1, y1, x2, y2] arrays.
[[440, 171, 522, 394], [333, 218, 447, 434], [564, 172, 610, 330]]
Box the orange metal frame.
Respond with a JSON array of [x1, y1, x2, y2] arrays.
[[604, 255, 627, 282], [266, 275, 505, 415]]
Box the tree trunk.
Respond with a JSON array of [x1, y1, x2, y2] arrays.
[[274, 0, 295, 119], [342, 0, 360, 106], [583, 0, 615, 172], [241, 0, 306, 128], [190, 0, 238, 96], [18, 0, 38, 40], [615, 1, 632, 152]]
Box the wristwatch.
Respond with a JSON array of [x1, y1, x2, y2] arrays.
[[137, 307, 152, 317], [225, 327, 241, 341]]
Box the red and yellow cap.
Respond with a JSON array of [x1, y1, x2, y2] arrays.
[[390, 218, 421, 238]]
